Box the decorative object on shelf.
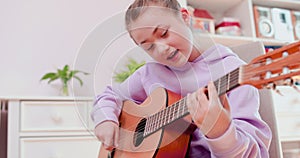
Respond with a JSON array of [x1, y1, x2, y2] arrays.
[[253, 6, 275, 38], [264, 45, 282, 53], [215, 17, 242, 36], [189, 8, 215, 34], [40, 65, 89, 96], [271, 8, 294, 41], [291, 11, 300, 40], [113, 58, 145, 83], [177, 0, 187, 8], [294, 76, 300, 85]]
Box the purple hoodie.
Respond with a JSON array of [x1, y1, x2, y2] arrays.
[[91, 44, 271, 157]]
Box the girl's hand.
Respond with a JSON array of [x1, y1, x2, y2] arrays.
[[187, 81, 231, 138], [94, 120, 119, 151]]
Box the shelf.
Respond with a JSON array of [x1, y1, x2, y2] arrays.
[[187, 0, 243, 13], [193, 33, 295, 47], [209, 34, 254, 46], [281, 137, 300, 143], [255, 38, 293, 46], [252, 0, 300, 10], [193, 33, 254, 48]]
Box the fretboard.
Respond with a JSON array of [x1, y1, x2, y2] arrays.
[[143, 67, 240, 137]]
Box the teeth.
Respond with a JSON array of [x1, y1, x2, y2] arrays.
[[167, 50, 178, 60]]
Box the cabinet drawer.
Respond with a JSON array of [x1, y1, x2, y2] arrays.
[[277, 113, 300, 139], [20, 137, 101, 158], [20, 101, 88, 132], [271, 86, 300, 113]]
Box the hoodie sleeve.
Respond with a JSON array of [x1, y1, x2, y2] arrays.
[[90, 66, 148, 127], [206, 85, 272, 158]]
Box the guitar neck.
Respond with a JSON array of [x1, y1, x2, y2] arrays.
[[143, 67, 241, 137], [212, 67, 241, 96]]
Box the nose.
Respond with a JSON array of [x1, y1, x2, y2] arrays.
[[155, 43, 169, 55]]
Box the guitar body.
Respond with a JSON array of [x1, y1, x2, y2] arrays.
[[98, 87, 194, 158]]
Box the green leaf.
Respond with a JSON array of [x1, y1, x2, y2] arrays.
[[40, 72, 56, 81], [47, 75, 59, 84], [113, 58, 145, 83], [63, 65, 69, 72], [73, 76, 83, 86], [40, 64, 89, 88], [57, 68, 68, 82]]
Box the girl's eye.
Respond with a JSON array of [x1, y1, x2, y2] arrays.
[[147, 44, 154, 51], [140, 43, 155, 51], [161, 28, 168, 37], [141, 43, 154, 51]]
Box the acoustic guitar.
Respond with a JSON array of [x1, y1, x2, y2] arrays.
[[98, 41, 300, 158]]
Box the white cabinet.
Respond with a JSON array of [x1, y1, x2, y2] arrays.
[[187, 0, 300, 47], [271, 86, 300, 157], [20, 101, 88, 132], [20, 137, 100, 158], [5, 97, 101, 158]]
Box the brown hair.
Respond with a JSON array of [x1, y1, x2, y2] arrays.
[[125, 0, 181, 30]]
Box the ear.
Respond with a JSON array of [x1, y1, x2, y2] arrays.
[[180, 8, 191, 26]]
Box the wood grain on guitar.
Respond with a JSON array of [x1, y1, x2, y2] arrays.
[[98, 41, 300, 158]]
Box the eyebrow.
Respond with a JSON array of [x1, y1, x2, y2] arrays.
[[140, 25, 160, 45]]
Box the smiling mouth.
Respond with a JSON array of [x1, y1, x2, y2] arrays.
[[167, 50, 178, 60]]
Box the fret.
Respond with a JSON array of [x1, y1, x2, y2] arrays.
[[220, 74, 228, 95], [182, 98, 187, 115], [150, 115, 155, 134], [169, 106, 173, 123], [172, 104, 176, 122], [161, 109, 165, 128], [146, 117, 151, 135], [178, 101, 182, 117], [166, 108, 170, 125], [168, 105, 172, 123], [214, 68, 240, 96], [185, 98, 188, 114], [218, 78, 221, 94], [168, 105, 172, 124], [227, 72, 230, 90], [162, 107, 166, 126], [176, 102, 180, 119], [158, 110, 163, 129], [181, 100, 185, 116], [153, 112, 158, 131], [145, 116, 150, 134], [161, 108, 165, 127], [179, 100, 183, 116], [229, 68, 240, 90], [166, 106, 169, 124], [174, 102, 178, 120]]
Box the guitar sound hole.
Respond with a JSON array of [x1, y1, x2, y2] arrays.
[[133, 118, 147, 147]]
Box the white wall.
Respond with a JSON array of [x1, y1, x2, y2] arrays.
[[0, 0, 138, 97], [0, 0, 189, 97]]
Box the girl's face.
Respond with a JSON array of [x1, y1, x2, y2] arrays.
[[129, 7, 200, 67]]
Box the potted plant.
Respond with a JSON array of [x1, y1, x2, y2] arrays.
[[40, 64, 89, 96], [113, 58, 145, 83]]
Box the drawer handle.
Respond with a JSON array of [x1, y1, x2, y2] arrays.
[[51, 113, 62, 123], [291, 98, 300, 104]]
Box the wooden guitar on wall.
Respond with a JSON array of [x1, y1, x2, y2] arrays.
[[98, 41, 300, 158]]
